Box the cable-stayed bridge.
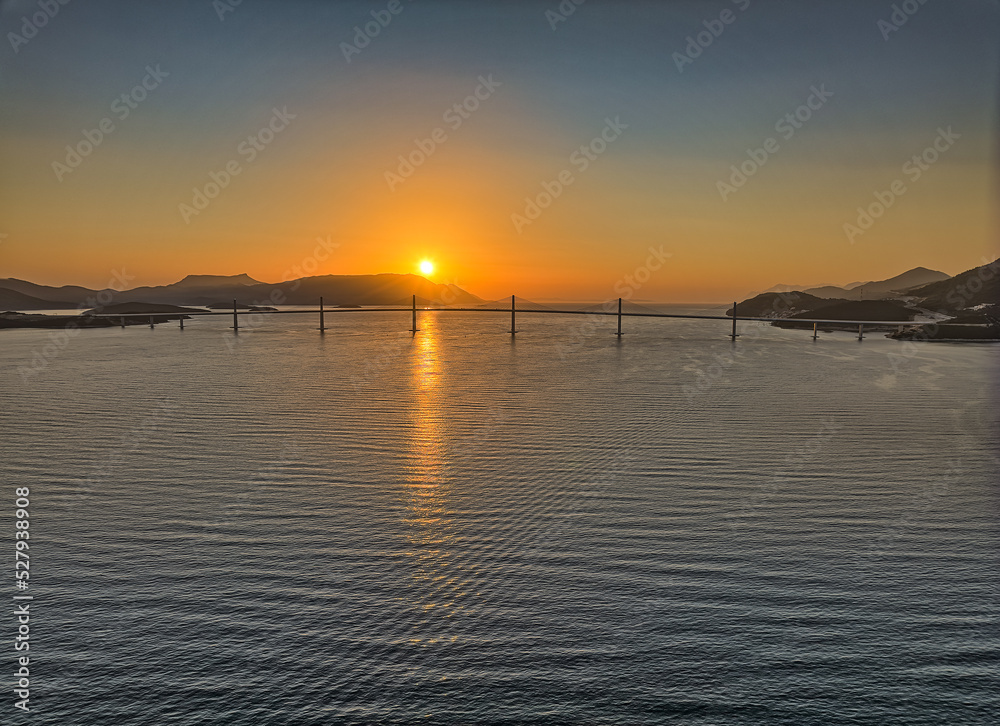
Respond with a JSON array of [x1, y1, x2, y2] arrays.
[[88, 295, 920, 341]]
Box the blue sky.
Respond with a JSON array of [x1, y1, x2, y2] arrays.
[[1, 0, 997, 299]]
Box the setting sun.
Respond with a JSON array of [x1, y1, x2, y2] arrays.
[[2, 3, 996, 724]]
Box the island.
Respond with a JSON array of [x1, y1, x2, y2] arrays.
[[731, 259, 999, 341]]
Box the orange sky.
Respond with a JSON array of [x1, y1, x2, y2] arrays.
[[1, 1, 997, 302]]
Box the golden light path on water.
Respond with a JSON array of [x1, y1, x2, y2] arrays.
[[403, 314, 461, 647]]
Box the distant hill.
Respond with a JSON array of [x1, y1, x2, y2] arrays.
[[172, 273, 261, 288], [857, 267, 951, 296], [204, 302, 277, 311], [761, 267, 950, 300], [804, 285, 866, 299], [761, 282, 836, 294], [734, 259, 1000, 340], [730, 291, 847, 318], [82, 302, 208, 315], [0, 287, 78, 310], [903, 258, 999, 312], [103, 273, 274, 306], [774, 300, 916, 329], [0, 312, 128, 329], [731, 293, 918, 331], [266, 274, 481, 307], [0, 273, 482, 311]]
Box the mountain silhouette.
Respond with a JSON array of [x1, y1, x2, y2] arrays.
[[760, 267, 949, 300], [0, 273, 482, 309]]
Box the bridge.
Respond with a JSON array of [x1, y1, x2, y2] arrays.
[[90, 295, 919, 341]]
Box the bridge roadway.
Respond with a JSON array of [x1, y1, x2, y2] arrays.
[[89, 297, 919, 341]]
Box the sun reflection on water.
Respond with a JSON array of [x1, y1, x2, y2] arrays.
[[403, 314, 460, 636]]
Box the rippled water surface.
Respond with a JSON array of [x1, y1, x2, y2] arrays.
[[3, 308, 998, 725]]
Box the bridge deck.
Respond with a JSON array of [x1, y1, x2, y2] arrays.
[[85, 307, 923, 327]]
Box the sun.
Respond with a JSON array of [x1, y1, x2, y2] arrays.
[[419, 260, 434, 275]]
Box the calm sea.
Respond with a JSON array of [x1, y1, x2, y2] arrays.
[[3, 307, 998, 725]]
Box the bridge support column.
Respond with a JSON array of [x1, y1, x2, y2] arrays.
[[411, 294, 418, 333], [858, 323, 864, 341], [730, 301, 738, 340], [616, 297, 622, 337], [149, 316, 155, 329], [233, 299, 239, 333], [180, 317, 184, 330], [121, 317, 125, 328], [319, 296, 325, 333], [510, 295, 516, 335], [812, 322, 817, 340]]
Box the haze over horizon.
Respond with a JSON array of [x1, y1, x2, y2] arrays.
[[1, 0, 997, 301], [0, 261, 971, 306]]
